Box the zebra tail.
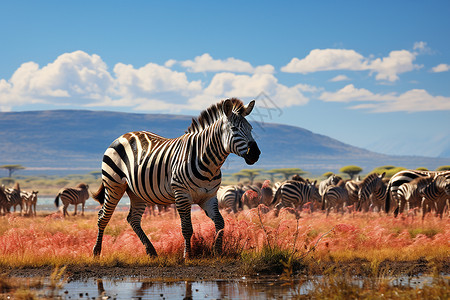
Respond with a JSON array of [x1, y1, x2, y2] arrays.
[[54, 194, 60, 208], [92, 183, 105, 205]]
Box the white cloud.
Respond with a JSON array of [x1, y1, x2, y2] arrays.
[[282, 47, 422, 82], [431, 63, 450, 73], [175, 53, 274, 74], [281, 49, 368, 74], [329, 75, 350, 82], [319, 84, 450, 112], [188, 72, 309, 110], [0, 51, 306, 113]]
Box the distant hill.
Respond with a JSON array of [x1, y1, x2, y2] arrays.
[[1, 110, 449, 176]]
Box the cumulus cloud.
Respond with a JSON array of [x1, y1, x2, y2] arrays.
[[319, 84, 450, 112], [188, 72, 310, 109], [431, 63, 450, 73], [282, 47, 422, 82], [0, 51, 307, 113], [175, 53, 275, 74]]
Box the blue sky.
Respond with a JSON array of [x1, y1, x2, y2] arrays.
[[1, 1, 449, 158]]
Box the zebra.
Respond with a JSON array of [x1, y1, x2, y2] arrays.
[[92, 98, 260, 258], [319, 174, 342, 196], [357, 172, 386, 212], [322, 180, 348, 216], [345, 179, 360, 208], [0, 185, 10, 215], [21, 190, 39, 216], [54, 183, 89, 217], [418, 174, 450, 219], [385, 169, 450, 216], [271, 180, 320, 212], [4, 182, 22, 214], [217, 185, 244, 213]]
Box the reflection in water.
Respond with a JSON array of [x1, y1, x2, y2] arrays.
[[66, 277, 311, 299]]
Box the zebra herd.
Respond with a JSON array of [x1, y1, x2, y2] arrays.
[[0, 182, 38, 216], [217, 169, 450, 220]]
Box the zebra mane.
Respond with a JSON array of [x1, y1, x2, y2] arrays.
[[186, 98, 245, 133]]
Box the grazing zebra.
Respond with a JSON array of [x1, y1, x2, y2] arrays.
[[322, 180, 348, 216], [418, 174, 450, 219], [385, 169, 450, 216], [271, 180, 320, 211], [5, 183, 22, 214], [319, 174, 342, 196], [217, 185, 244, 213], [55, 183, 89, 217], [21, 190, 39, 216], [357, 173, 386, 212], [92, 98, 260, 258], [345, 179, 360, 207]]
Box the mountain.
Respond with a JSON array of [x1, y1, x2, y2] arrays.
[[1, 110, 449, 176]]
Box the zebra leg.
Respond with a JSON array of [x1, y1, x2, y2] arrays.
[[126, 189, 157, 256], [81, 201, 85, 216], [63, 203, 69, 217], [174, 192, 194, 259], [73, 203, 78, 216], [93, 182, 126, 257], [200, 197, 225, 256]]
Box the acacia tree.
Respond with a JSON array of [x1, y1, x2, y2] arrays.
[[270, 168, 306, 180], [236, 169, 264, 185], [0, 164, 25, 178], [436, 165, 450, 171], [339, 165, 362, 180]]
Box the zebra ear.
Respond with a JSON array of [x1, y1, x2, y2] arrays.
[[242, 100, 255, 116], [380, 172, 386, 179], [223, 99, 234, 118]]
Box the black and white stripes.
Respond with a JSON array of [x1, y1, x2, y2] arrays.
[[92, 98, 260, 258]]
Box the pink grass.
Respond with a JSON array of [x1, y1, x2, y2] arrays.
[[0, 209, 448, 266]]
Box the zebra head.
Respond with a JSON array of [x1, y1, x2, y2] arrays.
[[222, 99, 260, 165]]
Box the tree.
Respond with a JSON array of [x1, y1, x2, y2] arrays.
[[436, 165, 450, 171], [270, 168, 307, 180], [0, 164, 25, 178], [339, 165, 362, 180], [237, 169, 264, 185]]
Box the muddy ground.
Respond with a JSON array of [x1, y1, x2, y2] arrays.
[[3, 258, 448, 282]]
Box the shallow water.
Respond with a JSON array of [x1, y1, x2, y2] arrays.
[[53, 275, 439, 300]]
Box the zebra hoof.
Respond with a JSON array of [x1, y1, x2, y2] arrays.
[[93, 246, 102, 257]]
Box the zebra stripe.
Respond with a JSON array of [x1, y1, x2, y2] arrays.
[[54, 183, 89, 217], [21, 190, 38, 217], [385, 169, 450, 215], [92, 98, 260, 258], [319, 174, 342, 196], [357, 173, 386, 212], [4, 183, 21, 214], [272, 180, 320, 210], [0, 185, 10, 215], [322, 184, 349, 215], [217, 185, 244, 213], [419, 174, 450, 219]]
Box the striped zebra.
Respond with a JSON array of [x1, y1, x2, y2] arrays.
[[385, 169, 450, 216], [357, 173, 386, 212], [54, 183, 89, 217], [92, 98, 260, 258], [271, 180, 320, 211], [5, 182, 22, 214], [0, 185, 10, 215], [21, 190, 39, 216], [418, 174, 450, 219], [217, 185, 244, 213], [397, 176, 433, 217], [322, 181, 348, 216]]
